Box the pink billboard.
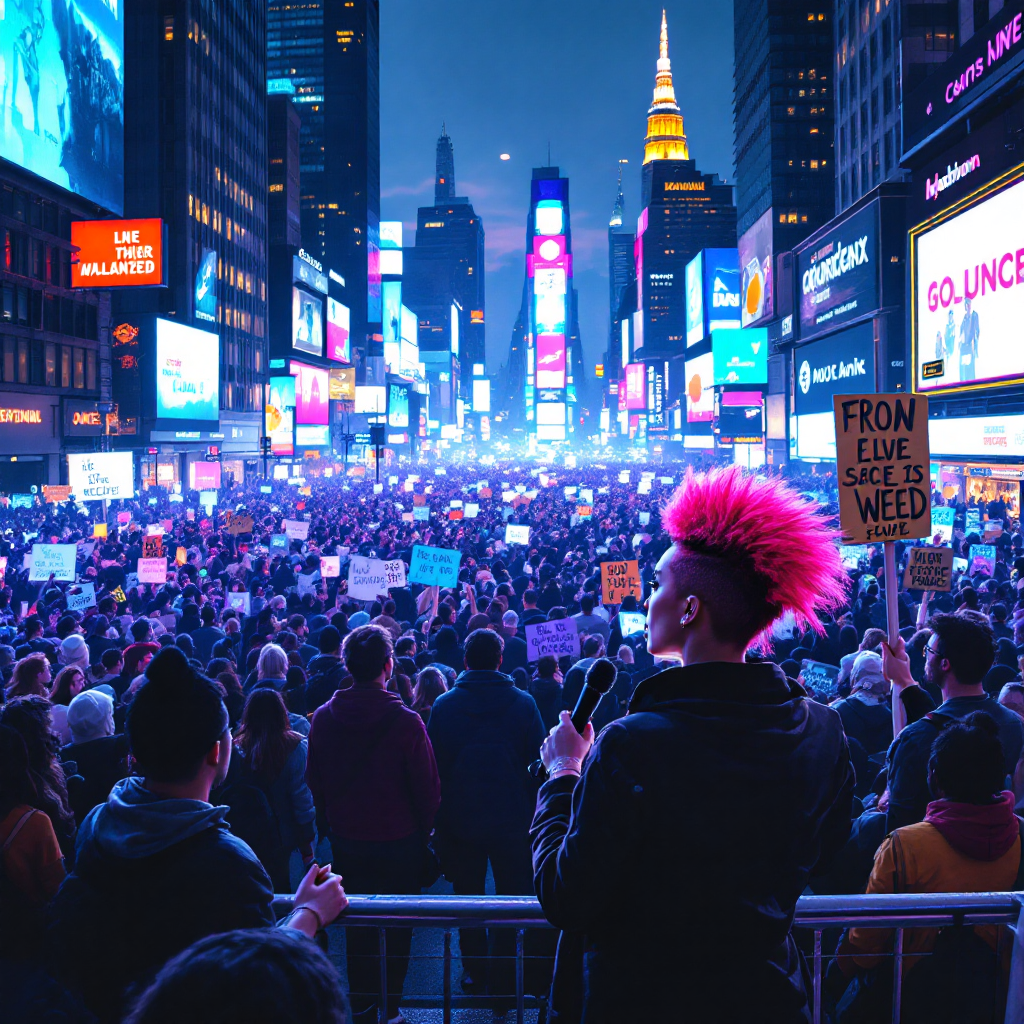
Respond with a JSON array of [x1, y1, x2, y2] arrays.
[[528, 234, 572, 279], [189, 461, 221, 490], [625, 363, 646, 410], [536, 334, 566, 388], [291, 361, 329, 425], [326, 297, 351, 363]]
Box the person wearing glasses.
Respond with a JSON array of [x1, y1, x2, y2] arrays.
[[882, 612, 1024, 834]]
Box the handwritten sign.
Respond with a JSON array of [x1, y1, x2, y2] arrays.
[[66, 583, 97, 613], [320, 555, 340, 579], [348, 556, 408, 600], [43, 485, 72, 504], [28, 544, 76, 582], [117, 511, 131, 525], [525, 619, 580, 663], [111, 586, 127, 605], [576, 505, 593, 519], [800, 660, 841, 701], [833, 394, 930, 544], [408, 545, 461, 588], [93, 523, 108, 539], [601, 560, 642, 605], [137, 557, 168, 584], [67, 452, 134, 502], [478, 487, 492, 499], [227, 592, 251, 616], [283, 519, 310, 541], [413, 506, 430, 522], [968, 544, 997, 577], [504, 524, 530, 546], [226, 514, 255, 536], [465, 504, 480, 519], [931, 506, 955, 544], [413, 494, 426, 507], [903, 547, 954, 592]]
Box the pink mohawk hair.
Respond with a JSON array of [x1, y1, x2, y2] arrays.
[[661, 466, 848, 641]]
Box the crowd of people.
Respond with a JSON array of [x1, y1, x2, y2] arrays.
[[0, 459, 1022, 1023]]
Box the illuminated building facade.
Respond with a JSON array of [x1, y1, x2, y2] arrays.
[[268, 0, 381, 350], [607, 166, 635, 380], [637, 13, 737, 360]]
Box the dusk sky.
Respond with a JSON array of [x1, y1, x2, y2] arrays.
[[380, 1, 736, 375]]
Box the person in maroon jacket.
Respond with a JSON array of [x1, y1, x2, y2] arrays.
[[306, 624, 440, 1024]]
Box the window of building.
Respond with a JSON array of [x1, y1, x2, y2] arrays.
[[61, 345, 71, 388], [73, 347, 85, 389], [17, 339, 28, 384], [86, 348, 97, 390], [45, 343, 56, 387], [30, 340, 44, 386], [2, 337, 12, 382], [974, 0, 990, 32], [883, 73, 893, 114]]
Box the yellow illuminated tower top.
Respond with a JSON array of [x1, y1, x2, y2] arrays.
[[643, 11, 689, 165]]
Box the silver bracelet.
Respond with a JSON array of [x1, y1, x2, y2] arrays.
[[547, 756, 582, 776]]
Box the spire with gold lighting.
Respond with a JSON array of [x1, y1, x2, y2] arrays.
[[643, 11, 689, 165]]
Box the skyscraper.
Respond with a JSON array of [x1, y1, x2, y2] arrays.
[[268, 90, 302, 248], [636, 13, 737, 359], [607, 163, 635, 373], [116, 1, 268, 478], [733, 2, 834, 249], [404, 128, 485, 386], [268, 0, 381, 349]]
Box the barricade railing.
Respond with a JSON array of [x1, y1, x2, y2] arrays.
[[272, 891, 1024, 1024]]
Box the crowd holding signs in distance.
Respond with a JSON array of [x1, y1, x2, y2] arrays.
[[0, 453, 1023, 1022]]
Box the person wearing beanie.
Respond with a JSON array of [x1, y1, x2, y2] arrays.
[[59, 634, 90, 674], [62, 689, 130, 825], [831, 651, 893, 759]]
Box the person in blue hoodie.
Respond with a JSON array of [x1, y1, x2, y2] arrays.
[[47, 647, 346, 1024]]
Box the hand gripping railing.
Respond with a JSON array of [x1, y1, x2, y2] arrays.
[[273, 891, 1024, 1024]]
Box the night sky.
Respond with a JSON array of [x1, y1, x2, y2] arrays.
[[380, 0, 736, 375]]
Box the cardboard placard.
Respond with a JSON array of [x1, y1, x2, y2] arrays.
[[137, 557, 168, 584], [408, 545, 461, 588], [638, 511, 651, 527], [465, 504, 480, 519], [348, 556, 407, 600], [601, 560, 642, 605], [28, 544, 77, 582], [968, 544, 997, 577], [478, 487, 492, 499], [43, 485, 72, 504], [93, 523, 108, 539], [903, 547, 954, 592], [504, 524, 530, 546], [931, 506, 955, 544], [576, 505, 593, 519], [525, 619, 580, 663], [66, 583, 97, 613], [226, 514, 255, 535], [320, 556, 340, 579], [448, 510, 464, 521], [117, 511, 131, 525], [401, 512, 414, 523], [413, 494, 427, 507], [283, 519, 310, 541], [270, 534, 288, 551], [413, 506, 430, 522], [833, 394, 931, 544], [227, 592, 251, 616]]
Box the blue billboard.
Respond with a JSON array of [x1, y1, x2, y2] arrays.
[[195, 250, 217, 323], [1, 0, 124, 214], [703, 248, 741, 333]]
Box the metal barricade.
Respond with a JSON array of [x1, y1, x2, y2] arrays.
[[273, 891, 1024, 1024]]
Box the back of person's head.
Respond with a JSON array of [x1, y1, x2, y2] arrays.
[[341, 625, 393, 684], [130, 618, 152, 643], [850, 651, 887, 697], [580, 594, 595, 615], [522, 590, 538, 607], [7, 652, 49, 699], [547, 606, 567, 621], [991, 602, 1008, 623], [582, 635, 604, 659], [395, 636, 417, 658], [237, 688, 293, 777], [101, 647, 125, 674], [257, 643, 288, 680], [67, 689, 115, 743], [860, 627, 887, 652], [616, 643, 635, 665], [412, 667, 448, 710], [316, 625, 341, 656], [928, 612, 995, 687], [124, 928, 349, 1024], [535, 654, 558, 679], [928, 711, 1006, 803], [383, 600, 396, 617], [434, 624, 459, 649], [201, 604, 216, 625], [127, 649, 228, 784], [502, 610, 519, 631], [464, 628, 503, 671]]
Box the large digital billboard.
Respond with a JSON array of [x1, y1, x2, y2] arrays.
[[290, 362, 328, 425], [793, 321, 874, 460], [624, 363, 646, 410], [267, 376, 295, 456], [1, 0, 124, 214], [195, 249, 217, 323], [712, 328, 768, 385], [797, 203, 879, 341], [685, 352, 714, 423], [739, 209, 774, 327], [685, 252, 704, 346], [703, 249, 741, 333], [388, 383, 410, 429], [295, 424, 329, 447], [155, 320, 219, 425], [913, 174, 1024, 394], [329, 367, 355, 401], [71, 219, 163, 287], [327, 297, 351, 363], [536, 334, 566, 389], [383, 281, 401, 345], [472, 378, 491, 413], [292, 287, 323, 357], [717, 392, 765, 445]]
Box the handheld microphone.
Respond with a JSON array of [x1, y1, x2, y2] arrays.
[[529, 657, 617, 779]]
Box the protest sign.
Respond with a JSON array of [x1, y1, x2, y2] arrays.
[[800, 661, 841, 701], [297, 574, 318, 598], [408, 545, 461, 588], [966, 510, 981, 536], [373, 483, 383, 494], [226, 514, 255, 536], [401, 512, 414, 523], [270, 534, 288, 551], [10, 494, 33, 509], [576, 505, 592, 519], [320, 556, 340, 579], [505, 524, 530, 546], [930, 506, 955, 544], [525, 619, 581, 663], [67, 452, 134, 502], [413, 494, 427, 507], [227, 592, 251, 616], [903, 547, 953, 592], [601, 560, 642, 605], [93, 523, 108, 539], [449, 500, 464, 509], [117, 512, 131, 525], [984, 521, 1004, 542], [465, 504, 480, 519], [137, 558, 168, 584], [413, 505, 430, 522], [66, 583, 97, 613], [283, 519, 310, 541], [124, 572, 139, 591], [43, 485, 72, 504], [28, 544, 76, 581], [141, 535, 163, 559], [449, 510, 464, 521], [637, 480, 652, 495], [174, 546, 187, 566], [478, 487, 492, 499], [580, 488, 594, 505], [347, 556, 407, 600], [618, 611, 646, 638], [833, 394, 930, 545], [638, 512, 651, 527], [968, 544, 997, 577], [618, 471, 630, 484], [840, 545, 869, 569]]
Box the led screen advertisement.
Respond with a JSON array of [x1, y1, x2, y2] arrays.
[[1, 0, 124, 214], [383, 281, 401, 345], [296, 424, 329, 447], [685, 352, 714, 423], [292, 287, 323, 357], [189, 461, 221, 491], [155, 320, 219, 425], [703, 248, 741, 333], [195, 249, 217, 322], [624, 363, 646, 411], [472, 378, 491, 413], [797, 203, 879, 341], [685, 252, 704, 346], [71, 219, 164, 287], [266, 376, 295, 456], [326, 297, 351, 363], [536, 334, 566, 389], [712, 328, 768, 385], [291, 362, 328, 425], [388, 384, 410, 429], [913, 176, 1024, 394], [739, 209, 774, 327], [793, 321, 874, 460], [329, 367, 355, 401], [717, 393, 765, 445]]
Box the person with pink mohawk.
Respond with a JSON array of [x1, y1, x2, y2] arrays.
[[531, 466, 855, 1024]]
